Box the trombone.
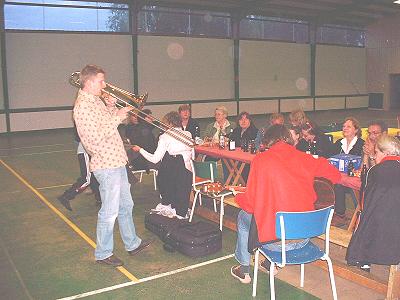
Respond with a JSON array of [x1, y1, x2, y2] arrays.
[[69, 72, 196, 147]]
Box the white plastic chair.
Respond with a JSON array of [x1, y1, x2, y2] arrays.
[[189, 160, 233, 230], [131, 169, 158, 190]]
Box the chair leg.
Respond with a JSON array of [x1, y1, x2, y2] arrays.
[[219, 196, 224, 231], [199, 194, 202, 206], [300, 264, 305, 287], [152, 170, 157, 190], [325, 257, 338, 300], [252, 250, 260, 297], [189, 192, 199, 223], [213, 199, 217, 212], [139, 172, 143, 182], [270, 262, 276, 300]]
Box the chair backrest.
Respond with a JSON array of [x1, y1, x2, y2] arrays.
[[192, 160, 218, 181], [275, 206, 334, 240], [313, 178, 335, 210]]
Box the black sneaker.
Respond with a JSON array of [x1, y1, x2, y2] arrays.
[[128, 240, 151, 256], [230, 265, 251, 284], [96, 255, 123, 267], [57, 195, 72, 211]]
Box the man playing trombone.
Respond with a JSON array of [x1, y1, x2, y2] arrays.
[[73, 64, 150, 267]]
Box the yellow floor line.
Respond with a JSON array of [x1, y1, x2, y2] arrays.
[[0, 159, 139, 282]]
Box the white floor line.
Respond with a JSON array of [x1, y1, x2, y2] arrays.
[[0, 143, 73, 151], [0, 149, 74, 158], [57, 253, 234, 300]]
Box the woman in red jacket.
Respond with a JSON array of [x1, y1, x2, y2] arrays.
[[231, 124, 341, 284]]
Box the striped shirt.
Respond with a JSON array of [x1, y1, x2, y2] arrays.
[[73, 89, 127, 172]]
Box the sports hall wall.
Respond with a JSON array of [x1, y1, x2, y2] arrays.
[[366, 15, 400, 110], [0, 30, 368, 133]]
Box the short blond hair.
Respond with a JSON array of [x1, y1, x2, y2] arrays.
[[376, 135, 400, 156], [215, 106, 228, 116], [80, 64, 105, 88]]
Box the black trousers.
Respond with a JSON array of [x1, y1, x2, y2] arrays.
[[157, 152, 192, 217], [61, 152, 100, 202], [334, 184, 352, 216]]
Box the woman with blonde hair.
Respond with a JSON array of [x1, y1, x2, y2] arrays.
[[346, 135, 400, 272], [203, 106, 234, 141], [203, 106, 234, 181]]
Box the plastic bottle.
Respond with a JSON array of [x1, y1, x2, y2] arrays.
[[228, 128, 236, 151], [347, 161, 355, 177], [306, 141, 312, 154], [311, 140, 318, 158]]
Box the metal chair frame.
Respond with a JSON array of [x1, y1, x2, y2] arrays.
[[252, 206, 337, 300]]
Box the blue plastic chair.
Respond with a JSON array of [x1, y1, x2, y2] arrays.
[[252, 206, 337, 300]]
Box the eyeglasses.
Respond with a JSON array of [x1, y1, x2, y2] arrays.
[[367, 131, 381, 135]]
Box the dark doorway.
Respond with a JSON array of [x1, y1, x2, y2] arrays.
[[389, 74, 400, 109]]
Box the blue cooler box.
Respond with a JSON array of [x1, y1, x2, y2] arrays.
[[328, 154, 362, 173]]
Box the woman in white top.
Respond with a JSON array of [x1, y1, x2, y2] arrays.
[[132, 111, 194, 218], [332, 117, 364, 227]]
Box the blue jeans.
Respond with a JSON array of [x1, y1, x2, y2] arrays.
[[235, 210, 309, 266], [93, 166, 141, 260]]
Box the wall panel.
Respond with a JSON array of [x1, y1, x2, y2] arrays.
[[6, 32, 133, 109], [240, 40, 310, 98], [316, 45, 366, 95], [0, 114, 6, 133], [346, 96, 368, 108], [138, 36, 234, 102], [0, 41, 4, 110], [315, 97, 345, 110], [280, 98, 313, 112], [238, 100, 279, 115], [191, 101, 236, 119], [10, 110, 73, 132], [144, 104, 180, 120]]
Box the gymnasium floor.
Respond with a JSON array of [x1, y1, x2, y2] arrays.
[[0, 108, 398, 299], [0, 129, 318, 299]]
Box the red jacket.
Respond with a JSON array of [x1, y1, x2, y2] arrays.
[[235, 141, 341, 242]]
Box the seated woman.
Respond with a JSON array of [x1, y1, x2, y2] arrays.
[[125, 109, 157, 172], [346, 135, 400, 272], [231, 124, 341, 284], [203, 106, 234, 143], [203, 106, 235, 181], [288, 125, 301, 148], [289, 109, 308, 127], [230, 112, 258, 182], [297, 120, 334, 158], [178, 104, 200, 141], [254, 113, 284, 150], [132, 111, 194, 219], [331, 117, 364, 227]]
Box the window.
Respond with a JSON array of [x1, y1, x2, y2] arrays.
[[317, 25, 365, 47], [138, 6, 231, 38], [240, 16, 309, 43], [4, 1, 130, 32]]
